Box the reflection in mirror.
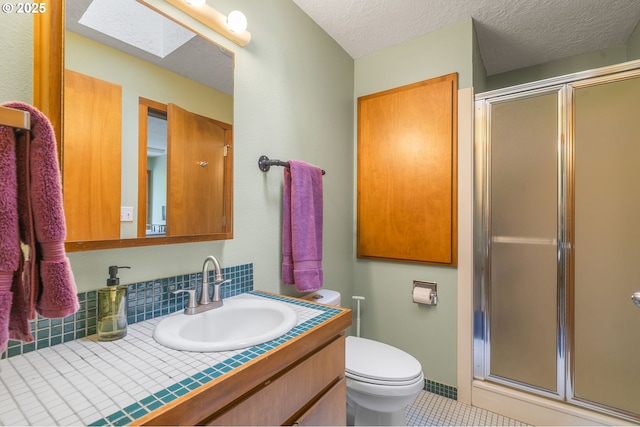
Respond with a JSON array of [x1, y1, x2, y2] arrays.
[[62, 0, 234, 250], [137, 97, 232, 238], [145, 107, 167, 237]]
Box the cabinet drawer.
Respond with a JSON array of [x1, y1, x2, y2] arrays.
[[293, 378, 346, 426], [207, 336, 345, 426]]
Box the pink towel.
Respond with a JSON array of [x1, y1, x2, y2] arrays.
[[0, 102, 79, 353], [282, 160, 323, 292], [0, 126, 20, 352]]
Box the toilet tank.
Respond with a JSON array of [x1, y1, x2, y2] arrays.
[[302, 289, 341, 306]]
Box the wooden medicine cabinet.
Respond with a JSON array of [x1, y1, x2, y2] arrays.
[[357, 73, 458, 266], [33, 0, 234, 252]]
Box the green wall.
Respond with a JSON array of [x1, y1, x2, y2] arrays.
[[628, 20, 640, 60], [0, 11, 32, 103], [62, 0, 355, 309], [353, 19, 475, 387], [1, 0, 355, 305], [485, 46, 628, 90], [471, 21, 488, 93]]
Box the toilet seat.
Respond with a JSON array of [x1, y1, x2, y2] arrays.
[[346, 336, 423, 386], [346, 370, 423, 386]]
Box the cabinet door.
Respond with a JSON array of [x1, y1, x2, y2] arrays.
[[206, 337, 345, 426], [293, 378, 346, 426], [357, 73, 458, 265], [166, 103, 230, 236], [63, 70, 122, 241]]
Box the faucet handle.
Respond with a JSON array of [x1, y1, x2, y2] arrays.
[[173, 289, 198, 314], [212, 279, 232, 302]]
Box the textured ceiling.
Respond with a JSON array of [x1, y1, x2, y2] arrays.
[[66, 1, 640, 85], [292, 0, 640, 75]]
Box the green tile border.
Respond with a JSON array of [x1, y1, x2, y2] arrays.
[[424, 379, 458, 400], [1, 263, 254, 360]]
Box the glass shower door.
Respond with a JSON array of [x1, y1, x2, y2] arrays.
[[571, 75, 640, 417], [475, 69, 640, 423], [486, 90, 561, 395]]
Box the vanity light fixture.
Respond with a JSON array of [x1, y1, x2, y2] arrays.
[[227, 10, 248, 34], [164, 0, 251, 46]]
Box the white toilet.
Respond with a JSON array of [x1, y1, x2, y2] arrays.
[[302, 290, 424, 426]]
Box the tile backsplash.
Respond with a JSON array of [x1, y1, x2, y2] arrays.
[[2, 263, 253, 360]]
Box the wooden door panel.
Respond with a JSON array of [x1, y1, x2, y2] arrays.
[[63, 69, 122, 241], [357, 73, 457, 265], [167, 103, 228, 236]]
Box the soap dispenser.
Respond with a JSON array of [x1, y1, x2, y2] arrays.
[[97, 265, 131, 341]]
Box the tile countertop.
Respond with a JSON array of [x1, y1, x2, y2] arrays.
[[0, 291, 344, 426]]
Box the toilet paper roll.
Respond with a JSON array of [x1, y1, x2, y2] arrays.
[[413, 287, 434, 305]]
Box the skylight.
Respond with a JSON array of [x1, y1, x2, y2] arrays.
[[79, 0, 196, 58]]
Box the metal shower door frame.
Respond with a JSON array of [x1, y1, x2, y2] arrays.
[[473, 59, 640, 422]]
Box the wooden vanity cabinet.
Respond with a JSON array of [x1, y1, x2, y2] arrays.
[[292, 378, 346, 426], [208, 337, 346, 426], [136, 307, 351, 426]]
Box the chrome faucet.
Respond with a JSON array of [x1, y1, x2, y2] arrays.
[[201, 255, 224, 306], [173, 255, 230, 315]]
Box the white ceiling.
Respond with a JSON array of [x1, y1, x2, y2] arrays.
[[292, 0, 640, 75]]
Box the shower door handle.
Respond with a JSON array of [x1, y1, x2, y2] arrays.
[[632, 292, 640, 308]]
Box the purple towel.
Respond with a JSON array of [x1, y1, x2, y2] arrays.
[[282, 160, 324, 292], [0, 126, 20, 352], [0, 102, 79, 353]]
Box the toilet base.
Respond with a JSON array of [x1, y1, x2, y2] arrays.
[[347, 398, 408, 426]]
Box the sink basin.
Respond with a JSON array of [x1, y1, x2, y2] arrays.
[[153, 298, 298, 352]]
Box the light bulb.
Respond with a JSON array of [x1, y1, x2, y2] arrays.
[[185, 0, 206, 6], [227, 10, 247, 33]]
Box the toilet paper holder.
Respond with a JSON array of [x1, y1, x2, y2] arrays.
[[413, 280, 437, 305]]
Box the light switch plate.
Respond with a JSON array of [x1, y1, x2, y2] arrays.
[[120, 206, 134, 222]]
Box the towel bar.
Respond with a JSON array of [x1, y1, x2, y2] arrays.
[[258, 155, 325, 175], [0, 105, 30, 130]]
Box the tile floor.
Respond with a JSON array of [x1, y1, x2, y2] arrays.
[[405, 391, 529, 426]]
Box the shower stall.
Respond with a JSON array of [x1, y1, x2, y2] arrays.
[[474, 61, 640, 423]]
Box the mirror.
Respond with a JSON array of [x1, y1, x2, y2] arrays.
[[34, 0, 234, 251], [144, 104, 168, 236]]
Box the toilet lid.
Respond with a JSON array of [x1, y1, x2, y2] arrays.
[[346, 336, 423, 385]]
